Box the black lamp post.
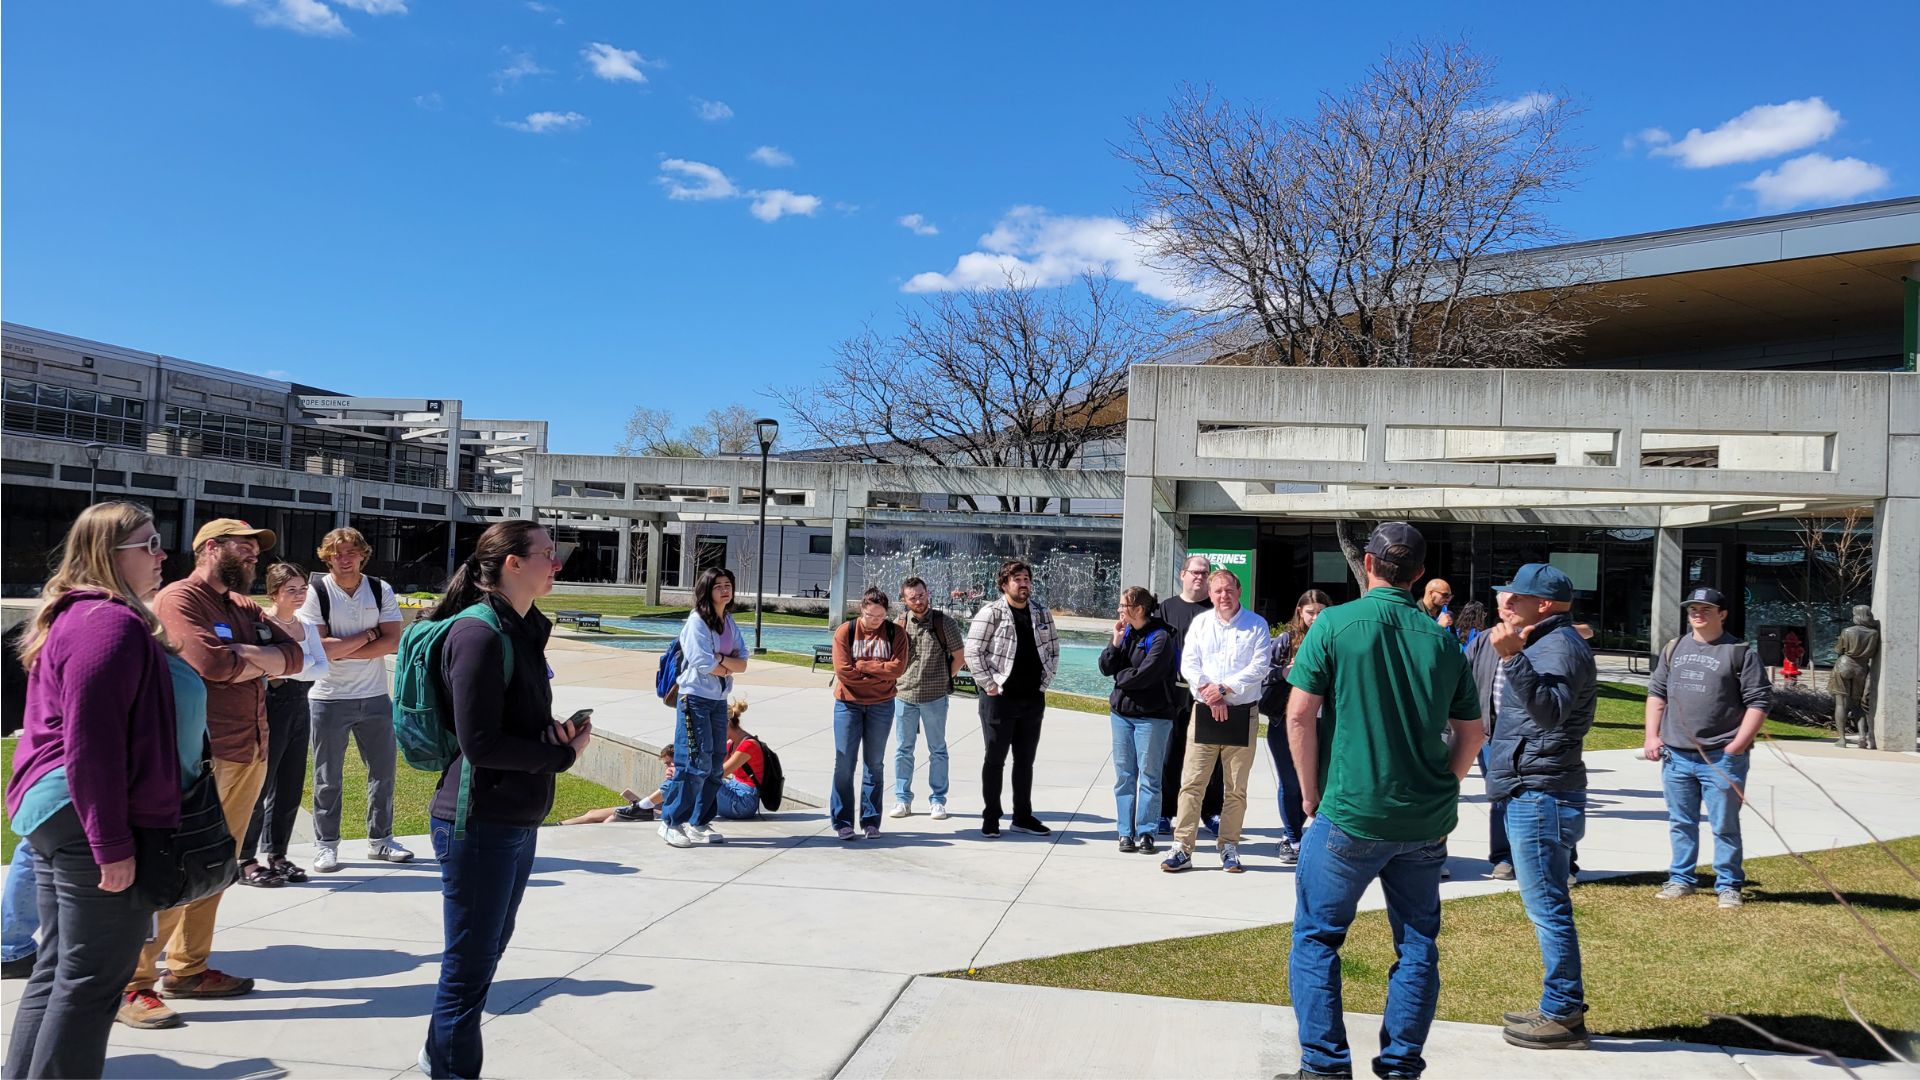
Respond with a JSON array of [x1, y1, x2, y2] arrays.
[[752, 417, 779, 654], [84, 442, 106, 505]]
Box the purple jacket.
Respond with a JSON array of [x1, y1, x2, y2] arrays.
[[7, 590, 181, 864]]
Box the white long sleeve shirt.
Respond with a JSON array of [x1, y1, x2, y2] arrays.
[[1179, 606, 1272, 706]]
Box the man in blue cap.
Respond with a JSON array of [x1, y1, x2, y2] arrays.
[[1482, 563, 1597, 1051]]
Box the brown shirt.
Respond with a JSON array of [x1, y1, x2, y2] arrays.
[[155, 576, 303, 763], [832, 619, 908, 705]]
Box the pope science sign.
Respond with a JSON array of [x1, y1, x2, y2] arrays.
[[298, 396, 444, 414]]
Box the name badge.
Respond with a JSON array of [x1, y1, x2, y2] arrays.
[[214, 623, 235, 641]]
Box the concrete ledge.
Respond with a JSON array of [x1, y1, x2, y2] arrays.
[[575, 727, 825, 809]]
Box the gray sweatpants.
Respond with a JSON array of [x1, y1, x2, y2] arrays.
[[310, 694, 398, 846]]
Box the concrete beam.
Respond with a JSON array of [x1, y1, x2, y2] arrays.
[[643, 519, 663, 606], [826, 493, 851, 627], [1869, 497, 1917, 752], [1650, 527, 1684, 662]]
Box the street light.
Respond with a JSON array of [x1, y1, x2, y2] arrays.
[[84, 442, 106, 505], [752, 417, 779, 654]]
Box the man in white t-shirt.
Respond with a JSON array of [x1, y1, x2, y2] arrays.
[[296, 527, 408, 873]]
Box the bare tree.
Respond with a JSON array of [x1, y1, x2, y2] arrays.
[[771, 272, 1173, 512], [1122, 40, 1618, 580], [615, 404, 759, 457], [683, 404, 760, 457], [1786, 506, 1877, 690]]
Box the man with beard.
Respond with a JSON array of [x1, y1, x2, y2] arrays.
[[123, 519, 304, 1027]]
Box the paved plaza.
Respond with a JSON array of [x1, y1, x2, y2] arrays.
[[4, 637, 1916, 1078]]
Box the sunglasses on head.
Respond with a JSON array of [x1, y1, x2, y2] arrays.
[[114, 534, 166, 556]]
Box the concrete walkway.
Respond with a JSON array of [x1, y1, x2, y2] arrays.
[[3, 638, 1914, 1078]]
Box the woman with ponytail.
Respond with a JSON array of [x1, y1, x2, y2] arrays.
[[419, 520, 590, 1080]]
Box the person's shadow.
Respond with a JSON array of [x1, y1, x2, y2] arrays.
[[174, 976, 653, 1023], [106, 1054, 291, 1079]]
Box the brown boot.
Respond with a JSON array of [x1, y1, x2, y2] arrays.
[[118, 989, 183, 1029], [1502, 1007, 1591, 1050], [158, 968, 255, 998]]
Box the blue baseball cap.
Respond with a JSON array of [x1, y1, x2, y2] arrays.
[[1494, 563, 1575, 602]]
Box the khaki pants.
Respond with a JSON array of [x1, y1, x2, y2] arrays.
[[127, 756, 267, 990], [1173, 708, 1259, 851]]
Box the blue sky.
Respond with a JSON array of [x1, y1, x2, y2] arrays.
[[5, 1, 1916, 453]]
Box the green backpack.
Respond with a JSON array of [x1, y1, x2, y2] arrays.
[[392, 602, 513, 837]]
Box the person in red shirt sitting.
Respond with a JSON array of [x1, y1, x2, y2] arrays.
[[716, 699, 765, 820]]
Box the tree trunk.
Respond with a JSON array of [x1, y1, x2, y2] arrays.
[[1334, 519, 1369, 588]]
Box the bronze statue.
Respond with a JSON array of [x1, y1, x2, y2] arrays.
[[1831, 605, 1880, 749]]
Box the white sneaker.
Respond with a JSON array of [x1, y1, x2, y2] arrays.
[[701, 827, 725, 845], [418, 1045, 431, 1076], [369, 838, 414, 863], [658, 822, 694, 849], [929, 803, 949, 821], [313, 845, 341, 874], [888, 802, 911, 819], [682, 823, 714, 844]]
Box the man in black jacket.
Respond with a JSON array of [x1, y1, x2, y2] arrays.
[[1481, 564, 1597, 1052], [1099, 587, 1179, 853]]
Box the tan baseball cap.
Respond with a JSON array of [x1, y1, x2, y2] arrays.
[[192, 518, 277, 552]]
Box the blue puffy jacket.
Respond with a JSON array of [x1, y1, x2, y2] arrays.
[[1477, 613, 1597, 800]]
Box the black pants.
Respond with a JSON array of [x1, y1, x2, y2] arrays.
[[1264, 715, 1309, 842], [980, 692, 1045, 825], [243, 680, 312, 861], [1161, 699, 1223, 821], [6, 804, 154, 1080]]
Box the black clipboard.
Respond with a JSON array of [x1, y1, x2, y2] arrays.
[[1191, 701, 1254, 745]]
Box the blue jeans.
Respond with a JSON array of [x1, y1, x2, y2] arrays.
[[893, 696, 951, 806], [1109, 712, 1171, 839], [663, 694, 729, 828], [425, 816, 539, 1080], [716, 777, 760, 820], [1505, 790, 1587, 1020], [833, 699, 893, 830], [1664, 748, 1749, 892], [1266, 716, 1307, 844], [1480, 745, 1511, 867], [1290, 816, 1447, 1078], [2, 845, 38, 962]]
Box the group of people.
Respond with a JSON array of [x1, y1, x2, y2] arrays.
[[4, 501, 1776, 1080]]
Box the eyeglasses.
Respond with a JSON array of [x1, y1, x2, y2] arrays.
[[115, 535, 166, 556]]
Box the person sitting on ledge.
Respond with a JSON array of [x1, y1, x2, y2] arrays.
[[563, 745, 674, 825]]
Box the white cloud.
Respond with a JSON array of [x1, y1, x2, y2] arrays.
[[492, 50, 547, 92], [333, 0, 406, 12], [1744, 153, 1891, 210], [1650, 97, 1841, 168], [1464, 92, 1553, 125], [902, 206, 1183, 301], [658, 159, 739, 200], [897, 213, 939, 237], [261, 369, 294, 381], [504, 110, 588, 134], [749, 189, 821, 222], [525, 1, 555, 10], [692, 98, 734, 122], [582, 42, 648, 84], [749, 145, 794, 167], [216, 0, 349, 36], [413, 91, 443, 110]]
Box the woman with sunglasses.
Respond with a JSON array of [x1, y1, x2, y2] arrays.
[[6, 503, 203, 1075]]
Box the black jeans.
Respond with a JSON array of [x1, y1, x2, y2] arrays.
[[243, 680, 312, 862], [6, 804, 155, 1080], [425, 816, 539, 1079], [1161, 697, 1224, 821], [979, 692, 1045, 824]]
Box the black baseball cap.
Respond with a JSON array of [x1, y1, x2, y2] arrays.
[[1365, 521, 1426, 568], [1683, 586, 1727, 610]]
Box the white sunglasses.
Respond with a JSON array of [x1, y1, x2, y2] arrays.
[[114, 534, 166, 556]]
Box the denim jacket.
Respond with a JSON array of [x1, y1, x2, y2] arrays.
[[1480, 613, 1597, 800], [677, 610, 743, 702]]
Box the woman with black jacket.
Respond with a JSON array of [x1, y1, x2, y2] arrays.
[[420, 520, 591, 1080], [1261, 589, 1329, 867], [1098, 586, 1179, 854]]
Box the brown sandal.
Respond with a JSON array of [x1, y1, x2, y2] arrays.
[[238, 862, 283, 888]]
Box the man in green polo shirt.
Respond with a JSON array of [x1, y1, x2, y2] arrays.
[[1280, 522, 1483, 1080]]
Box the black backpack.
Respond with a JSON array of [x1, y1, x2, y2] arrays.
[[741, 734, 786, 812], [314, 573, 392, 633]]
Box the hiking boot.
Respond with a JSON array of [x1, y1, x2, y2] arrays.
[[118, 989, 182, 1029], [313, 845, 341, 874], [1491, 861, 1515, 880], [159, 968, 254, 998], [1118, 835, 1138, 853], [1136, 833, 1158, 855], [1276, 838, 1299, 866], [1009, 818, 1051, 837], [888, 802, 911, 819], [1502, 1007, 1591, 1050], [1653, 882, 1696, 900], [929, 803, 950, 821], [659, 822, 694, 849], [3, 952, 37, 980], [368, 839, 414, 863], [1161, 849, 1193, 873], [1221, 843, 1245, 873], [1718, 889, 1745, 909]]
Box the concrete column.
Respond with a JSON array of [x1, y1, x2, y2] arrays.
[[1650, 526, 1684, 660], [826, 496, 850, 626], [180, 493, 197, 556], [443, 401, 463, 493], [643, 519, 663, 606], [1869, 497, 1918, 752], [616, 519, 633, 586], [1121, 474, 1155, 588]]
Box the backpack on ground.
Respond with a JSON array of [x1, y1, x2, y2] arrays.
[[314, 573, 392, 633], [391, 602, 513, 837], [741, 733, 786, 812], [655, 639, 685, 707]]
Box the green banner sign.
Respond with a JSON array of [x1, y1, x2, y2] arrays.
[[1186, 523, 1256, 599]]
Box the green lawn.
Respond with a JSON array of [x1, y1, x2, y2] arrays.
[[1587, 681, 1831, 750], [2, 737, 622, 863], [954, 837, 1920, 1062]]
